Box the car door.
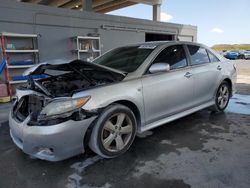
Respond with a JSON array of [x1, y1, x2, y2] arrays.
[[186, 45, 222, 106], [142, 44, 195, 125]]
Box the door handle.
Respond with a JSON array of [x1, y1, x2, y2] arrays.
[[184, 72, 193, 78], [217, 65, 222, 70]]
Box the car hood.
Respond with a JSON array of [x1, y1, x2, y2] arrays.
[[23, 59, 126, 77]]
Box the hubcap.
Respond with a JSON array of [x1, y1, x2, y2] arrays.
[[101, 113, 133, 152], [217, 85, 229, 109]]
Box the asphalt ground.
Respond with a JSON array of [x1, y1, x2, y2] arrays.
[[0, 60, 249, 188]]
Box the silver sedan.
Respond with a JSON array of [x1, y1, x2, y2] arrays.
[[9, 41, 237, 161]]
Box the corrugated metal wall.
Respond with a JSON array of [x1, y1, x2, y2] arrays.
[[0, 0, 197, 62]]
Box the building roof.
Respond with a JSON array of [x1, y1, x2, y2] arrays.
[[20, 0, 162, 13]]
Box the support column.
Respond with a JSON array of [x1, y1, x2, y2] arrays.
[[82, 0, 92, 11], [153, 4, 161, 21]]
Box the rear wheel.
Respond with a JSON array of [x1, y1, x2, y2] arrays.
[[212, 81, 230, 112], [89, 104, 137, 158]]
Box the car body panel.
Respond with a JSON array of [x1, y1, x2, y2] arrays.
[[9, 111, 97, 161], [23, 58, 126, 77], [191, 62, 222, 106], [73, 78, 145, 128], [141, 66, 194, 125], [141, 100, 214, 132]]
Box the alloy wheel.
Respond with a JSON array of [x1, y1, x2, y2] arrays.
[[101, 113, 133, 152], [217, 84, 229, 109]]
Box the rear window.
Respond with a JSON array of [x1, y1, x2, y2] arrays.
[[188, 45, 210, 65], [207, 51, 220, 62]]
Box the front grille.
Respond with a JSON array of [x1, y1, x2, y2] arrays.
[[13, 95, 45, 122]]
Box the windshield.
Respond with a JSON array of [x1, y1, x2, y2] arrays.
[[93, 46, 154, 73]]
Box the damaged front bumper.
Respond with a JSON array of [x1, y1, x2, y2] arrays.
[[9, 112, 96, 161], [9, 89, 97, 161]]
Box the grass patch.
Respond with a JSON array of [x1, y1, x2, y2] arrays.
[[212, 44, 250, 52]]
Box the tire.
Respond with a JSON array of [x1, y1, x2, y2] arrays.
[[211, 81, 231, 112], [89, 104, 137, 158]]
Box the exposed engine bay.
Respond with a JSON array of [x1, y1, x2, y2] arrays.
[[14, 60, 125, 124], [37, 71, 118, 97], [23, 60, 125, 97]]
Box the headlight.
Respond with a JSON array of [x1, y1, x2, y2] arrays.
[[40, 96, 90, 118]]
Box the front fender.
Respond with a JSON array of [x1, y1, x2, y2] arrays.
[[72, 79, 145, 126]]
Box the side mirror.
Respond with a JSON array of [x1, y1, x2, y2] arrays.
[[149, 63, 170, 74]]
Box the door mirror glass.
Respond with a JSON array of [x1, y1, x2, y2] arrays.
[[149, 63, 170, 74]]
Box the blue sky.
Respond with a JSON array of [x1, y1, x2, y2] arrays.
[[108, 0, 250, 46]]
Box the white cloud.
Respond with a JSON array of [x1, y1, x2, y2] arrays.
[[211, 28, 224, 33], [161, 12, 173, 22]]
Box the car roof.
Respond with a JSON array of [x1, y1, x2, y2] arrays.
[[125, 41, 208, 48]]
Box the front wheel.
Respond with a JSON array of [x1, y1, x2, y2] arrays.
[[212, 81, 230, 112], [89, 104, 137, 158]]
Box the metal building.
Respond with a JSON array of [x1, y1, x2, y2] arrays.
[[0, 0, 197, 61], [0, 0, 197, 95]]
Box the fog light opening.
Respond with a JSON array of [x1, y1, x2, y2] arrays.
[[37, 147, 54, 156]]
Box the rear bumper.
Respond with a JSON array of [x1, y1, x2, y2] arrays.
[[9, 112, 97, 161]]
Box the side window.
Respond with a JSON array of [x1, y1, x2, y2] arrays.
[[188, 45, 210, 65], [152, 45, 187, 70], [207, 50, 220, 62]]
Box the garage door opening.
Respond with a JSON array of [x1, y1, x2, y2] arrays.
[[145, 33, 175, 42]]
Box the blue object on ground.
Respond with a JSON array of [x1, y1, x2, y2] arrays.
[[12, 74, 47, 81], [9, 60, 33, 65], [0, 59, 7, 75], [12, 75, 26, 81]]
